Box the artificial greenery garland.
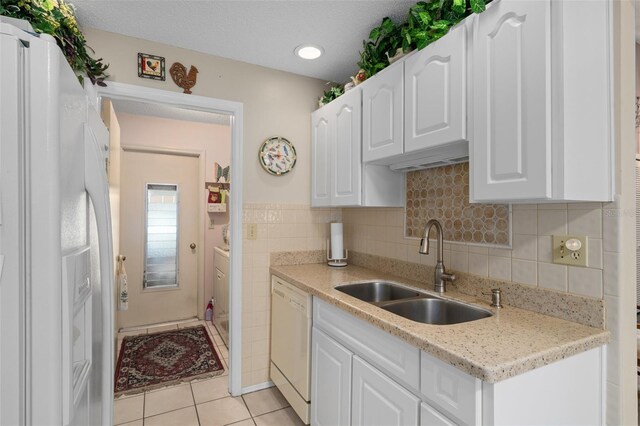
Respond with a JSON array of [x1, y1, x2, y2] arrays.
[[359, 0, 489, 81], [0, 0, 108, 86]]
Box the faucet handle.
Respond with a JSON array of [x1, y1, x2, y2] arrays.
[[441, 272, 456, 282]]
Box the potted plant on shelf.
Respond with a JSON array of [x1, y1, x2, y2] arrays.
[[318, 84, 345, 107], [0, 0, 109, 86], [358, 16, 405, 80], [401, 0, 489, 51]]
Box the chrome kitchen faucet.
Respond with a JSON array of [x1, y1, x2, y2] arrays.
[[419, 219, 456, 293]]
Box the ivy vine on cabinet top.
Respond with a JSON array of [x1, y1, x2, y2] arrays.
[[0, 0, 109, 86]]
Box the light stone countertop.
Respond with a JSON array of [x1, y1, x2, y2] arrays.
[[270, 263, 609, 383]]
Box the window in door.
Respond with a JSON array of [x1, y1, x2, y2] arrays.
[[144, 183, 179, 288]]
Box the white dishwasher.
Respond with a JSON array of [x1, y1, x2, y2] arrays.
[[270, 276, 312, 424]]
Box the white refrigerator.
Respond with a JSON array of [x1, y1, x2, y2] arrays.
[[0, 20, 114, 425]]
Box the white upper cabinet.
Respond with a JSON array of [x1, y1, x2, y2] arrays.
[[311, 110, 331, 207], [362, 64, 404, 162], [471, 0, 613, 203], [333, 89, 363, 206], [311, 87, 404, 208], [404, 23, 467, 153], [471, 0, 551, 201]]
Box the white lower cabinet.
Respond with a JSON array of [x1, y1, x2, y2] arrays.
[[420, 352, 480, 425], [352, 356, 420, 426], [311, 327, 352, 426], [311, 297, 604, 426], [421, 403, 456, 426]]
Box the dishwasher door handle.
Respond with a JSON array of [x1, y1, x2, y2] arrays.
[[273, 288, 286, 298]]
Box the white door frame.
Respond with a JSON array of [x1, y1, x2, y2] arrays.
[[94, 82, 243, 396]]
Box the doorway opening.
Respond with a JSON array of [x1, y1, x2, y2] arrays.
[[94, 82, 243, 397]]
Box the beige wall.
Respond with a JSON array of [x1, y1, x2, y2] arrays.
[[84, 28, 326, 204], [116, 112, 231, 317], [85, 28, 327, 388], [241, 204, 340, 385]]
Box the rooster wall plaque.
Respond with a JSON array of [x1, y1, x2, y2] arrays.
[[170, 62, 199, 94]]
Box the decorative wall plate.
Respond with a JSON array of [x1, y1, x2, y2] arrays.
[[259, 136, 297, 176]]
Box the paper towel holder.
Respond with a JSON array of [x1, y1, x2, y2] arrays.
[[326, 240, 348, 267]]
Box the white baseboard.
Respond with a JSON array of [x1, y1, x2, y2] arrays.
[[241, 381, 274, 394]]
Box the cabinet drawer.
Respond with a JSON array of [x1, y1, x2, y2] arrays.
[[313, 298, 420, 392], [420, 352, 481, 425]]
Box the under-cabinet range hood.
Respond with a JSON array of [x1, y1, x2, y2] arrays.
[[379, 140, 469, 172]]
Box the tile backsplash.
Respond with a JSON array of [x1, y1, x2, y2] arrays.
[[343, 202, 605, 299], [241, 203, 340, 387], [406, 163, 510, 245]]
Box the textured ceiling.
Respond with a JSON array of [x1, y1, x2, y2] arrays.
[[72, 0, 416, 83], [111, 98, 231, 125]]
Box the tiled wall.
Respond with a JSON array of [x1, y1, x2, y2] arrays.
[[344, 197, 630, 423], [343, 203, 605, 298], [241, 204, 340, 387], [406, 163, 510, 245]]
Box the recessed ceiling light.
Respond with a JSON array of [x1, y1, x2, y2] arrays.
[[295, 44, 324, 60]]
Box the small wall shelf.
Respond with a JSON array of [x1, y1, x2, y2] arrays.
[[205, 181, 230, 190], [207, 203, 227, 213]]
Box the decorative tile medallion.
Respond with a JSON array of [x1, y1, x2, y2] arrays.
[[405, 163, 510, 245]]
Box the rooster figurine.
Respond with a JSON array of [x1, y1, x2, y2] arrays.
[[170, 62, 199, 94]]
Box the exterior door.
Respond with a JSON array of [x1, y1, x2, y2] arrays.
[[119, 149, 199, 327]]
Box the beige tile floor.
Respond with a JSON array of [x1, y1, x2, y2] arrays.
[[114, 320, 304, 426]]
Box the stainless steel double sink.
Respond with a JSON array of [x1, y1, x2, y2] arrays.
[[335, 281, 492, 325]]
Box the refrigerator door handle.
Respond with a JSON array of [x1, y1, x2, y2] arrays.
[[84, 123, 114, 426]]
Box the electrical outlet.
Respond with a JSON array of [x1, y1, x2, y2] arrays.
[[247, 223, 258, 240], [552, 235, 588, 267]]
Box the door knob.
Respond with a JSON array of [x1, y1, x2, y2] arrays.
[[190, 243, 196, 249]]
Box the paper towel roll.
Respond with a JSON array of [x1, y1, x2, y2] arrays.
[[330, 222, 344, 259]]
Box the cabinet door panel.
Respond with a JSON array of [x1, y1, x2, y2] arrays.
[[362, 64, 404, 162], [420, 403, 456, 426], [405, 24, 466, 153], [311, 327, 352, 426], [420, 352, 481, 425], [352, 356, 420, 426], [311, 110, 331, 207], [333, 90, 362, 206], [471, 0, 551, 201]]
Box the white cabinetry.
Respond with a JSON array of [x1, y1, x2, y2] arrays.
[[471, 0, 612, 202], [311, 297, 603, 426], [212, 248, 229, 344], [311, 327, 352, 426], [404, 23, 466, 154], [311, 87, 404, 207], [360, 23, 470, 171], [352, 356, 420, 426], [362, 63, 404, 162]]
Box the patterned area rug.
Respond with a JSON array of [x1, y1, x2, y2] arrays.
[[114, 325, 224, 396]]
